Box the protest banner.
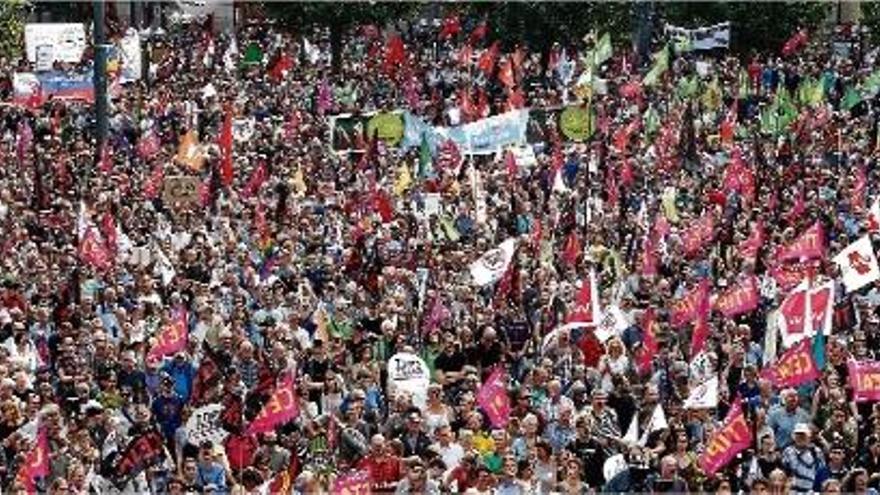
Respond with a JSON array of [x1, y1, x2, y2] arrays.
[[713, 275, 759, 318], [849, 360, 880, 402], [477, 367, 511, 428], [699, 400, 752, 475], [776, 222, 826, 263], [761, 338, 821, 388], [184, 404, 228, 447], [669, 280, 710, 328], [386, 353, 431, 409], [147, 312, 188, 361], [665, 22, 731, 52], [247, 372, 300, 435], [24, 23, 86, 63]]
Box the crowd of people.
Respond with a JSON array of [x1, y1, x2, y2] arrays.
[[1, 6, 880, 494]]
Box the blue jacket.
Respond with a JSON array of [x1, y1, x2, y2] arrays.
[[161, 360, 196, 402]]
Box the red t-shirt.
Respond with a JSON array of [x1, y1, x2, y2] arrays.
[[357, 455, 402, 488]]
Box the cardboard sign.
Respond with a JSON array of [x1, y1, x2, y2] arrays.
[[163, 176, 201, 205]]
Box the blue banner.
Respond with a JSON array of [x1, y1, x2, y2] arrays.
[[402, 109, 530, 156]]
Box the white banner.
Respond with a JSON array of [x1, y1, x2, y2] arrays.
[[25, 23, 86, 63], [833, 235, 880, 293], [184, 404, 228, 447], [665, 22, 731, 52], [386, 353, 431, 409], [119, 29, 142, 83]]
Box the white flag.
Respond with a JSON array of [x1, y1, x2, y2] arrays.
[[595, 304, 629, 343], [833, 235, 880, 293], [868, 197, 880, 233], [639, 404, 668, 446], [469, 238, 517, 286], [683, 376, 718, 409], [623, 415, 639, 445]]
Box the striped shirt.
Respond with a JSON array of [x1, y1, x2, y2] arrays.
[[782, 444, 824, 493]]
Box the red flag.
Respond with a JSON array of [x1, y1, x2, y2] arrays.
[[619, 159, 634, 188], [477, 42, 499, 76], [562, 231, 581, 267], [785, 187, 805, 224], [247, 372, 300, 435], [690, 314, 710, 358], [459, 87, 475, 121], [506, 86, 526, 110], [498, 56, 515, 88], [16, 426, 49, 492], [739, 221, 765, 261], [776, 221, 826, 263], [99, 143, 113, 173], [476, 88, 490, 119], [637, 308, 658, 374], [719, 99, 737, 146], [219, 109, 234, 186], [618, 80, 643, 100], [566, 271, 598, 324], [652, 213, 671, 242], [439, 14, 461, 40], [605, 164, 619, 209], [242, 162, 268, 198], [699, 400, 752, 475], [143, 162, 164, 200], [761, 338, 820, 388], [681, 212, 716, 257], [384, 35, 406, 75], [781, 29, 808, 56], [504, 149, 517, 181], [147, 311, 188, 361], [80, 227, 112, 271], [373, 189, 394, 223], [669, 280, 711, 328], [268, 52, 294, 82], [468, 21, 488, 45], [457, 44, 473, 67], [713, 275, 759, 318], [100, 212, 118, 255], [849, 360, 880, 402], [612, 118, 641, 154], [771, 260, 820, 292], [477, 367, 511, 428]]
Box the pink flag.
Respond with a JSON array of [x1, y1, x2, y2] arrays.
[[15, 426, 49, 492], [669, 280, 711, 328], [699, 400, 752, 476], [681, 212, 716, 257], [713, 275, 759, 318], [849, 360, 880, 402], [333, 470, 372, 495], [147, 311, 188, 361], [80, 227, 112, 272], [247, 372, 300, 434], [477, 367, 511, 428], [761, 339, 820, 388], [242, 162, 268, 198], [738, 221, 765, 261], [776, 222, 825, 263], [770, 260, 820, 292], [690, 315, 710, 358], [637, 309, 658, 374]]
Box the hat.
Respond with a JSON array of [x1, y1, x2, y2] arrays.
[[792, 423, 810, 436]]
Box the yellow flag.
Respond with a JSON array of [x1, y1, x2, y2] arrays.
[[393, 163, 412, 196], [662, 187, 679, 223], [291, 167, 307, 197], [175, 130, 205, 172]]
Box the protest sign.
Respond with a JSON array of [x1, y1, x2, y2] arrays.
[[24, 23, 86, 63], [184, 404, 228, 447], [163, 176, 201, 206], [386, 352, 431, 409]]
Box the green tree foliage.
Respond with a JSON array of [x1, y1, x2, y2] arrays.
[[0, 0, 28, 62], [861, 2, 880, 45]]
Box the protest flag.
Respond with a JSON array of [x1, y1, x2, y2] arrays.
[[713, 275, 759, 318], [15, 425, 49, 493], [242, 162, 268, 199], [776, 221, 826, 263], [384, 34, 406, 75], [469, 21, 488, 45], [761, 338, 821, 388], [477, 367, 511, 428], [699, 400, 752, 475], [643, 44, 669, 86], [562, 231, 581, 267], [439, 13, 461, 40], [637, 308, 658, 374], [833, 235, 880, 293], [477, 41, 500, 76], [669, 279, 710, 328], [219, 109, 234, 186], [849, 360, 880, 402], [246, 372, 300, 435], [470, 239, 517, 286], [566, 270, 600, 325], [147, 311, 188, 361], [781, 29, 808, 57]]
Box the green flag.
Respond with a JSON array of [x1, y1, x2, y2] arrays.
[[643, 45, 669, 87], [593, 33, 613, 67], [676, 76, 699, 100], [242, 42, 263, 66], [842, 86, 862, 112], [643, 105, 660, 138], [864, 70, 880, 98], [440, 215, 461, 242], [418, 132, 432, 179]]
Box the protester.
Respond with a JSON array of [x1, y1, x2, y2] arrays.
[[3, 5, 880, 494]]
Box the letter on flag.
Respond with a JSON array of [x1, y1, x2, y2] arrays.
[[470, 238, 517, 286], [776, 221, 826, 263], [16, 426, 49, 492], [148, 311, 188, 361], [699, 400, 752, 476], [333, 470, 372, 495], [713, 275, 759, 318], [833, 235, 880, 293], [477, 367, 511, 428], [761, 338, 820, 388], [669, 280, 710, 328], [247, 372, 300, 435], [681, 212, 715, 257], [849, 360, 880, 402]]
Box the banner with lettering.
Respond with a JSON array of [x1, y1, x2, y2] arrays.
[[669, 279, 711, 328], [477, 367, 511, 428], [761, 338, 820, 388], [386, 352, 431, 409], [713, 275, 759, 318], [333, 470, 372, 495], [147, 311, 188, 361], [246, 372, 300, 435], [770, 260, 820, 292], [681, 212, 716, 257], [776, 221, 826, 263], [699, 400, 752, 476], [849, 360, 880, 402]]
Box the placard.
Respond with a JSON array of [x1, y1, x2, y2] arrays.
[[162, 176, 201, 205], [24, 23, 86, 63]]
